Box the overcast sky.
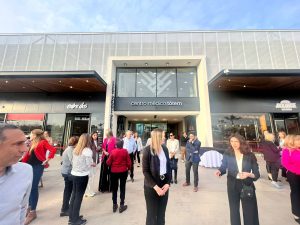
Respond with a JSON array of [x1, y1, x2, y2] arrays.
[[0, 0, 299, 33]]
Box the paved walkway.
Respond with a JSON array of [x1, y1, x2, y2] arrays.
[[31, 155, 296, 225]]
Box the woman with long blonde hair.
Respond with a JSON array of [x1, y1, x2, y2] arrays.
[[282, 135, 300, 224], [69, 133, 95, 225], [142, 128, 171, 225], [22, 129, 56, 225]]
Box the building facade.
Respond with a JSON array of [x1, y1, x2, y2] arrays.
[[0, 30, 299, 149]]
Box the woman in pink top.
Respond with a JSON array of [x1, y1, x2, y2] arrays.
[[281, 135, 300, 224], [98, 129, 116, 193]]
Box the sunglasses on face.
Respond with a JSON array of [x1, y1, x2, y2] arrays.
[[170, 134, 174, 137]]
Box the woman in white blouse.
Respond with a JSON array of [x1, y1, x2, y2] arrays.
[[69, 133, 95, 225], [166, 132, 180, 184], [134, 132, 143, 167]]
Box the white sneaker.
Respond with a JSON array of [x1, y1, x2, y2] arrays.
[[271, 181, 282, 189], [85, 192, 96, 197]]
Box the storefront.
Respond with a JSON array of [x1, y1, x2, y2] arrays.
[[209, 69, 300, 150], [0, 71, 106, 150], [113, 66, 201, 144]]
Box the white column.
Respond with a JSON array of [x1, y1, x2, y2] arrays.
[[196, 57, 213, 147]]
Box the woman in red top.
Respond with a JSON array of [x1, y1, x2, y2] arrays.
[[106, 139, 131, 213], [98, 129, 116, 193], [22, 129, 56, 225]]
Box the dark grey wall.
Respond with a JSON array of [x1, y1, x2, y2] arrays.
[[210, 91, 300, 113], [0, 93, 106, 113], [114, 97, 200, 111]]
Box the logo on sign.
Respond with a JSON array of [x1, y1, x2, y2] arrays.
[[275, 100, 297, 111], [67, 102, 88, 109]]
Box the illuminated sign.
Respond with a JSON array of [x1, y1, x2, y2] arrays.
[[276, 100, 297, 111]]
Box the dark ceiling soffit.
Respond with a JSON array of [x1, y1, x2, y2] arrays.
[[0, 70, 107, 86], [208, 69, 300, 86]]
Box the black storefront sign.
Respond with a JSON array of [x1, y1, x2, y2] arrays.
[[210, 91, 300, 113], [114, 97, 200, 111]]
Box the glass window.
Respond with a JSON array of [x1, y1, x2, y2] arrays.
[[136, 68, 156, 97], [7, 120, 44, 136], [45, 114, 66, 148], [177, 68, 198, 97], [0, 114, 5, 122], [117, 69, 136, 97], [90, 113, 105, 146], [157, 68, 177, 97], [211, 113, 272, 151]]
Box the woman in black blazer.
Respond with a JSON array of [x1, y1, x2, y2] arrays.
[[142, 128, 171, 225], [215, 134, 260, 225]]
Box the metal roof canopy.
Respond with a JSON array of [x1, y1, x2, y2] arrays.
[[208, 69, 300, 92], [0, 70, 107, 93]]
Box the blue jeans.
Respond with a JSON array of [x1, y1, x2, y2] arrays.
[[29, 164, 44, 210]]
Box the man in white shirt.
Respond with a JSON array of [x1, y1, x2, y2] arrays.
[[166, 132, 180, 184], [0, 123, 33, 225], [123, 130, 137, 182]]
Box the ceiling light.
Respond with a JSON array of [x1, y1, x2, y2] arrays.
[[86, 80, 89, 83], [228, 79, 231, 82], [32, 80, 35, 83], [5, 80, 8, 84], [69, 86, 73, 89], [59, 80, 62, 83], [243, 85, 246, 88], [145, 63, 148, 66], [22, 86, 26, 89]]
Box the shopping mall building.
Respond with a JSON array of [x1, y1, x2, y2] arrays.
[[0, 30, 299, 149]]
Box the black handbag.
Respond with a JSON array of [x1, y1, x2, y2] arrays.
[[240, 183, 254, 199]]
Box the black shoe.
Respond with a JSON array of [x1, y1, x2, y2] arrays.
[[119, 205, 128, 213], [295, 218, 300, 224], [131, 178, 134, 182], [71, 218, 87, 225], [170, 180, 173, 184], [113, 204, 118, 213], [68, 216, 84, 224], [174, 180, 178, 184], [60, 211, 69, 217]]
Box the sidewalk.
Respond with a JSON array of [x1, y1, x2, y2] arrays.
[[32, 155, 296, 225]]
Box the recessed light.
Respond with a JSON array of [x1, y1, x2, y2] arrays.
[[228, 79, 231, 82], [5, 80, 8, 84], [243, 85, 246, 88], [86, 80, 89, 83], [32, 80, 35, 83], [59, 80, 62, 83], [70, 86, 73, 89], [22, 86, 26, 89]]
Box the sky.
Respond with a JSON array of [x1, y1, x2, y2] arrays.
[[0, 0, 299, 33]]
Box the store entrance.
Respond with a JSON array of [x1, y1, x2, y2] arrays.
[[273, 113, 300, 134], [63, 114, 90, 147]]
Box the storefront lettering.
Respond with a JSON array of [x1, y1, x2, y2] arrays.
[[276, 100, 297, 111], [67, 102, 88, 109], [130, 101, 183, 106]]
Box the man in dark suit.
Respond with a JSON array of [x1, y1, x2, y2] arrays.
[[182, 132, 202, 192]]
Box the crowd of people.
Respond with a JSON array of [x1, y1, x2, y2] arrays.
[[0, 121, 299, 225]]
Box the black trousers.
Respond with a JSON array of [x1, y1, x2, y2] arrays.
[[99, 155, 111, 192], [129, 153, 134, 179], [61, 174, 73, 213], [266, 161, 280, 182], [111, 171, 128, 205], [227, 179, 259, 225], [170, 158, 178, 182], [69, 175, 88, 223], [185, 161, 199, 187], [144, 186, 169, 225], [287, 171, 300, 217], [134, 150, 141, 164]]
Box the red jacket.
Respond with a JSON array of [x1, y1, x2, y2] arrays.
[[106, 148, 131, 173], [22, 140, 56, 166]]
